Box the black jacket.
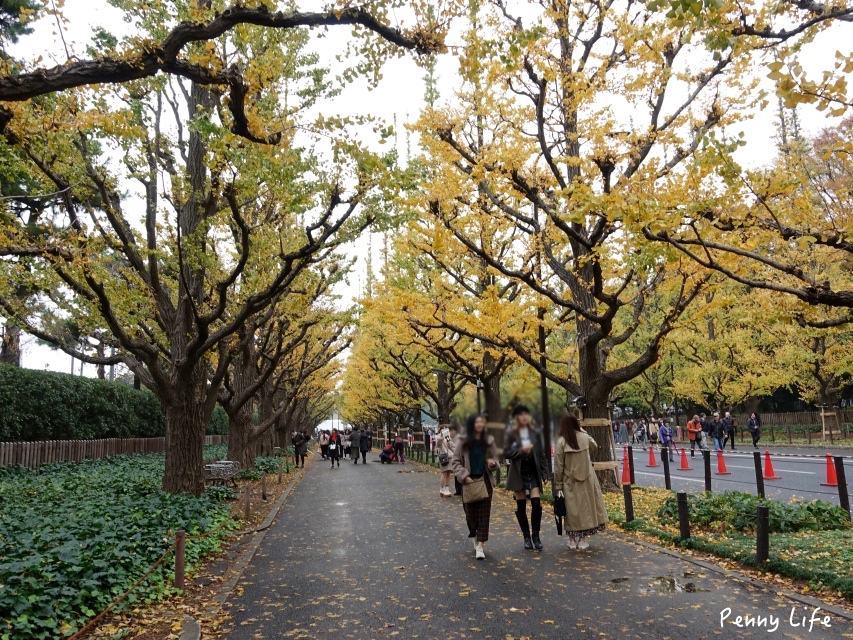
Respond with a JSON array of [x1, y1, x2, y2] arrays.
[[711, 419, 725, 439]]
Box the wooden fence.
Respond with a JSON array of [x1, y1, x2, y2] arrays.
[[0, 435, 227, 468], [672, 410, 853, 428]]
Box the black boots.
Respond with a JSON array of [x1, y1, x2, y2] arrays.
[[518, 498, 544, 551]]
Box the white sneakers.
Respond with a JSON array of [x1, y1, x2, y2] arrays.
[[475, 544, 486, 560], [567, 537, 590, 550], [440, 486, 452, 497]]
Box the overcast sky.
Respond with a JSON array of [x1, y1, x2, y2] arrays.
[[7, 1, 845, 373]]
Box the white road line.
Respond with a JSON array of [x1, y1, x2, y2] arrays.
[[633, 471, 706, 483], [724, 464, 815, 475]]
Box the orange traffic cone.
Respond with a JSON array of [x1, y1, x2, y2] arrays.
[[820, 453, 838, 487], [646, 446, 658, 468], [715, 449, 731, 475], [621, 446, 631, 484], [678, 448, 693, 471], [763, 450, 781, 480]]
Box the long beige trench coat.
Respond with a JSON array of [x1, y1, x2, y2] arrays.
[[553, 432, 608, 535]]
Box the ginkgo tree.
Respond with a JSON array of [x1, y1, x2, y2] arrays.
[[415, 0, 757, 483], [646, 112, 853, 311], [0, 1, 454, 494]]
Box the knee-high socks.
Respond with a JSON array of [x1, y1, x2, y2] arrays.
[[515, 498, 542, 536]]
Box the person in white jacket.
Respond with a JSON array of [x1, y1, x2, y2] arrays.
[[435, 424, 457, 497]]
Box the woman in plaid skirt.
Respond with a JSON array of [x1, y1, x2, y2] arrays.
[[451, 414, 499, 560]]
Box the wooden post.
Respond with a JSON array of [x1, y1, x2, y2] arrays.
[[243, 486, 251, 520], [835, 456, 851, 522], [703, 450, 712, 493], [661, 447, 671, 490], [175, 530, 186, 590], [278, 459, 283, 484], [677, 492, 690, 541], [261, 474, 268, 501], [623, 484, 634, 523], [627, 445, 636, 485], [753, 451, 765, 499], [787, 425, 792, 444], [755, 505, 769, 565]]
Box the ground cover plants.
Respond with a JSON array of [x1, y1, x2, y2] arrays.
[[602, 487, 853, 599], [0, 451, 237, 640]]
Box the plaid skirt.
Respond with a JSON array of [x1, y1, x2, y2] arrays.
[[462, 476, 493, 543]]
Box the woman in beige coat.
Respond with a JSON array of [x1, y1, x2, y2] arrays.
[[553, 413, 607, 550]]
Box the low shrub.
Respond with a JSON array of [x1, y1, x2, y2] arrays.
[[657, 490, 851, 533], [0, 453, 236, 640]]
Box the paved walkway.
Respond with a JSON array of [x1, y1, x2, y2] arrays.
[[222, 455, 851, 639]]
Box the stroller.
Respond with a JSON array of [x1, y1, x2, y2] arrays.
[[379, 443, 396, 464]]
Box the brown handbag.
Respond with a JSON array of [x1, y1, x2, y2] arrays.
[[462, 477, 489, 504]]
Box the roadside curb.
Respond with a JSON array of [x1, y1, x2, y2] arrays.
[[177, 615, 200, 640], [617, 532, 853, 622], [177, 463, 307, 638]]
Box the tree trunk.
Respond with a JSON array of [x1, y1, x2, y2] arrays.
[[0, 324, 21, 366], [482, 351, 505, 424], [227, 405, 256, 470], [255, 393, 277, 456], [437, 370, 452, 424], [576, 309, 618, 491], [163, 381, 212, 495]]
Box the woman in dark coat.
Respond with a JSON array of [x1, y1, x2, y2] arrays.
[[292, 430, 308, 468], [505, 405, 551, 551], [358, 428, 372, 464]]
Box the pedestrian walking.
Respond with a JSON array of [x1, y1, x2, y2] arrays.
[[647, 419, 659, 445], [618, 420, 628, 446], [328, 428, 341, 468], [451, 413, 499, 560], [292, 430, 307, 468], [686, 415, 703, 457], [553, 413, 607, 550], [699, 413, 711, 449], [359, 428, 372, 464], [711, 412, 725, 451], [722, 411, 736, 450], [343, 429, 352, 460], [659, 420, 675, 461], [319, 430, 330, 460], [505, 405, 551, 551], [634, 422, 647, 449], [747, 412, 761, 448], [350, 427, 362, 463], [407, 426, 414, 449], [436, 424, 458, 497]]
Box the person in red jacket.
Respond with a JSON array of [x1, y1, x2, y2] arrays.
[[687, 415, 704, 457], [328, 429, 342, 469]]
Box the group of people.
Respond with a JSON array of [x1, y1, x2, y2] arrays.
[[685, 411, 762, 453], [379, 433, 407, 464], [294, 427, 375, 469], [440, 405, 608, 561]]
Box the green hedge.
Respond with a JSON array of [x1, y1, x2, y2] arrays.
[[0, 365, 227, 441]]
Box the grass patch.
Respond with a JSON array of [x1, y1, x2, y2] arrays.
[[0, 450, 239, 640], [602, 487, 853, 599]]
